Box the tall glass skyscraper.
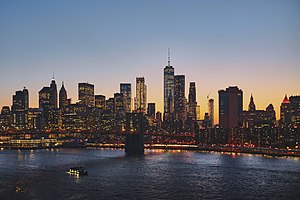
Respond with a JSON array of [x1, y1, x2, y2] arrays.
[[59, 82, 68, 110], [218, 86, 243, 129], [50, 78, 58, 109], [120, 83, 132, 112], [135, 77, 147, 113], [174, 75, 186, 121], [188, 82, 197, 121], [164, 49, 174, 115], [78, 82, 95, 107]]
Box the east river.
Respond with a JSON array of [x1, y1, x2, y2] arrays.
[[0, 148, 299, 200]]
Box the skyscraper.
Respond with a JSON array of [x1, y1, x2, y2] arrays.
[[219, 86, 243, 129], [59, 82, 68, 110], [289, 96, 300, 126], [50, 77, 58, 109], [248, 94, 256, 111], [135, 77, 147, 113], [188, 82, 197, 121], [95, 95, 106, 110], [39, 87, 51, 108], [23, 87, 29, 111], [208, 98, 214, 126], [147, 103, 156, 118], [78, 82, 95, 107], [164, 48, 174, 115], [114, 93, 125, 114], [12, 88, 29, 129], [174, 75, 186, 121], [280, 94, 290, 127], [120, 83, 132, 112]]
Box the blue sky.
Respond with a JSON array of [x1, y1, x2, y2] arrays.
[[0, 0, 299, 121]]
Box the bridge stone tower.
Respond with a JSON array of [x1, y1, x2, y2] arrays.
[[125, 112, 145, 155]]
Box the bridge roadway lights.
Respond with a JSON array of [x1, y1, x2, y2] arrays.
[[125, 133, 144, 156]]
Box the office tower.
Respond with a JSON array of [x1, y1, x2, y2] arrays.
[[23, 87, 29, 111], [95, 95, 106, 110], [248, 94, 256, 111], [120, 83, 131, 112], [39, 87, 51, 108], [208, 98, 214, 126], [218, 86, 243, 129], [164, 49, 175, 115], [0, 106, 12, 130], [147, 103, 156, 118], [188, 82, 197, 120], [59, 82, 68, 110], [242, 95, 276, 129], [27, 108, 43, 130], [50, 77, 58, 109], [174, 75, 186, 121], [135, 77, 147, 113], [106, 98, 115, 113], [12, 88, 29, 129], [114, 93, 126, 130], [78, 82, 95, 107], [281, 95, 300, 127], [280, 95, 290, 127], [114, 93, 125, 114], [289, 96, 300, 126]]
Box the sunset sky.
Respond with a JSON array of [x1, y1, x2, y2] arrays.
[[0, 0, 299, 123]]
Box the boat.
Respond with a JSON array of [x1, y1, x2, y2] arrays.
[[67, 166, 88, 176]]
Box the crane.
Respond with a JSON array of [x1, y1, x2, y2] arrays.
[[207, 91, 211, 100]]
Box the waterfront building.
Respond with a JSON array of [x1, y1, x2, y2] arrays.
[[27, 108, 43, 130], [218, 86, 243, 129], [78, 82, 95, 107], [242, 95, 276, 129], [135, 77, 147, 113], [12, 88, 29, 129], [120, 83, 132, 112], [0, 106, 12, 130]]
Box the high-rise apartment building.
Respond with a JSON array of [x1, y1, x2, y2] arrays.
[[219, 86, 243, 129], [135, 77, 147, 113], [78, 82, 95, 107]]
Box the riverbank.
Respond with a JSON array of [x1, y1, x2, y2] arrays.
[[1, 143, 299, 158]]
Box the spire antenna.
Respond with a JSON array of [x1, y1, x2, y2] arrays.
[[168, 47, 170, 66], [52, 72, 55, 80]]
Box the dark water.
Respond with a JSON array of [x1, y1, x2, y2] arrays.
[[0, 148, 300, 200]]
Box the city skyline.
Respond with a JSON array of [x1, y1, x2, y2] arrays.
[[1, 0, 300, 122]]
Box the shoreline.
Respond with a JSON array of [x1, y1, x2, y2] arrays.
[[1, 144, 299, 158]]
